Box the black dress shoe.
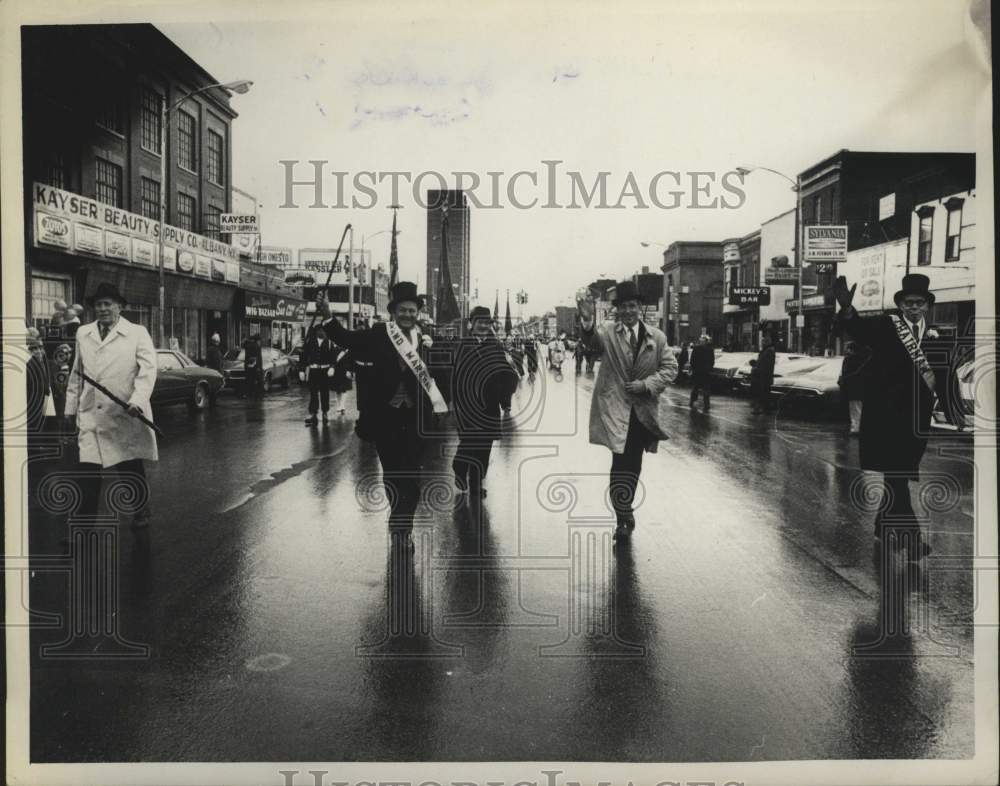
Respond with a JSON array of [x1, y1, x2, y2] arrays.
[[304, 415, 318, 425]]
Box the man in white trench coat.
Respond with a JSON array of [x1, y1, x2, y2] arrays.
[[578, 281, 678, 542], [64, 283, 158, 528]]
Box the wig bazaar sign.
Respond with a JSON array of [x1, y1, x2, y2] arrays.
[[33, 183, 240, 262], [244, 294, 307, 320]]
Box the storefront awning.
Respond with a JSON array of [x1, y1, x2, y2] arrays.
[[83, 261, 236, 311]]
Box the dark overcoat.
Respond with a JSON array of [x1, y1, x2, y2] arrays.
[[450, 336, 518, 440], [839, 309, 955, 477]]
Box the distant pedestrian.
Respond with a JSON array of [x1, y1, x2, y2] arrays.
[[330, 345, 355, 416], [678, 342, 690, 379], [303, 326, 334, 425], [241, 334, 264, 398], [64, 283, 158, 528], [205, 333, 224, 375], [688, 335, 714, 409], [750, 334, 776, 414], [838, 341, 871, 435], [317, 282, 449, 542], [578, 281, 678, 542], [834, 273, 958, 562], [525, 336, 539, 379], [450, 307, 518, 499]]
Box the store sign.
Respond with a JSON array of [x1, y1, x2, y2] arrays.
[[256, 245, 293, 267], [802, 293, 827, 308], [162, 245, 177, 271], [803, 225, 847, 262], [221, 213, 259, 233], [879, 192, 896, 221], [244, 294, 308, 320], [232, 233, 258, 254], [74, 223, 103, 255], [32, 182, 240, 265], [764, 266, 798, 284], [225, 261, 240, 283], [292, 248, 369, 285], [177, 251, 195, 273], [195, 255, 212, 278], [36, 212, 72, 249], [722, 242, 741, 262], [132, 238, 156, 266], [211, 258, 227, 282], [105, 231, 131, 262], [729, 286, 771, 306]]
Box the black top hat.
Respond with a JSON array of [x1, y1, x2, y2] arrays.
[[893, 273, 935, 307], [613, 280, 643, 305], [86, 282, 128, 307], [469, 305, 492, 321], [388, 281, 425, 311]]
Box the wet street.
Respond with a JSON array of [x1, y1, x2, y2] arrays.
[[26, 368, 976, 762]]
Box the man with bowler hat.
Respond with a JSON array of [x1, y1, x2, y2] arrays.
[[451, 306, 519, 500], [578, 280, 678, 542], [834, 273, 957, 561], [317, 282, 449, 541], [64, 283, 158, 528]]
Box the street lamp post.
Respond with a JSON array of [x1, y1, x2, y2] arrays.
[[735, 166, 802, 352], [158, 79, 252, 348]]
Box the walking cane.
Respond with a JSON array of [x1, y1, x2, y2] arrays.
[[306, 223, 353, 334], [74, 367, 165, 438]]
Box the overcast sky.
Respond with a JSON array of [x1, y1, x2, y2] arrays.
[[157, 0, 985, 315]]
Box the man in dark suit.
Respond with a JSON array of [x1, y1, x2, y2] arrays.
[[688, 335, 714, 410], [302, 325, 335, 425], [450, 306, 519, 500], [318, 282, 449, 540], [750, 333, 776, 414], [834, 273, 956, 562]]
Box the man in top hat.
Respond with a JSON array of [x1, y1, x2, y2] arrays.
[[450, 306, 519, 500], [578, 280, 678, 541], [834, 273, 957, 561], [64, 282, 158, 528], [317, 281, 449, 540]]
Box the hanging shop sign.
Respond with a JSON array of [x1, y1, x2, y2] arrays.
[[244, 293, 308, 321], [803, 225, 847, 262], [728, 286, 771, 306], [220, 213, 259, 234]]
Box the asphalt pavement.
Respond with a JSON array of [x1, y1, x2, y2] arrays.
[[26, 366, 976, 762]]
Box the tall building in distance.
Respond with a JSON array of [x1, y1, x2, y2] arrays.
[[425, 190, 470, 321]]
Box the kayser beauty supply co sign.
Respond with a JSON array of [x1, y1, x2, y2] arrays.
[[32, 182, 240, 280]]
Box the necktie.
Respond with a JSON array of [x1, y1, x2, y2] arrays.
[[628, 327, 637, 353], [910, 321, 920, 341], [99, 324, 109, 341]]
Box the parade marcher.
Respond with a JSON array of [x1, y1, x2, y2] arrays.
[[688, 335, 714, 410], [677, 342, 690, 381], [451, 306, 519, 499], [317, 282, 449, 539], [575, 338, 586, 375], [330, 345, 355, 416], [525, 335, 539, 380], [302, 325, 335, 425], [205, 333, 225, 375], [750, 334, 776, 414], [241, 334, 264, 398], [838, 340, 871, 435], [578, 281, 678, 541], [834, 273, 956, 561], [63, 283, 158, 528]]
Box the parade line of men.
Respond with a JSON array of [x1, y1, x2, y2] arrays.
[[50, 274, 960, 558]]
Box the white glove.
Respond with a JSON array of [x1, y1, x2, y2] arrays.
[[346, 371, 354, 381], [298, 370, 306, 382], [421, 335, 433, 348], [326, 367, 335, 378]]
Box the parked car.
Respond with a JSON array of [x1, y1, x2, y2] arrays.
[[223, 347, 294, 391], [151, 350, 225, 411], [736, 353, 812, 392], [709, 351, 757, 392], [288, 343, 305, 378], [768, 356, 844, 414]]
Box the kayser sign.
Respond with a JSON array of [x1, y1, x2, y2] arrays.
[[244, 293, 307, 320]]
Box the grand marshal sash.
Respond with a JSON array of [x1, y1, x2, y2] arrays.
[[386, 320, 449, 414], [889, 314, 936, 395]]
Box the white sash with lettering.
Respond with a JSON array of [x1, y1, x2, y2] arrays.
[[386, 320, 449, 414], [889, 314, 936, 395]]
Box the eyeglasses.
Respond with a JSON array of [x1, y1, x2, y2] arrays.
[[902, 299, 927, 308]]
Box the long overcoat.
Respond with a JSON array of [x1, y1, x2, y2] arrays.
[[839, 309, 955, 477], [64, 317, 159, 467], [581, 320, 678, 454], [451, 336, 519, 440]]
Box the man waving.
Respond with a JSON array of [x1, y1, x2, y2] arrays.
[[578, 281, 678, 542]]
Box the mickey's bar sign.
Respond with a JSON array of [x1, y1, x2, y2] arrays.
[[33, 182, 240, 264]]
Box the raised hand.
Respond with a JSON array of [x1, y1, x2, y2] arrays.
[[833, 276, 856, 311]]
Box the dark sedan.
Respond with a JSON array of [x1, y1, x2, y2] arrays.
[[223, 347, 294, 391], [152, 350, 225, 412]]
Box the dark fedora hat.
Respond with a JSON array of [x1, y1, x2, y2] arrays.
[[469, 305, 492, 321], [388, 281, 424, 311], [87, 282, 127, 307], [612, 280, 643, 305], [893, 273, 935, 307]]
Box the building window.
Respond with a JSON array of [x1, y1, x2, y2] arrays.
[[207, 130, 224, 184], [177, 193, 196, 231], [812, 194, 824, 223], [43, 150, 69, 189], [917, 207, 934, 266], [141, 87, 162, 154], [140, 177, 160, 220], [95, 158, 122, 207], [945, 199, 964, 261], [31, 275, 70, 329], [205, 205, 222, 238], [178, 111, 196, 171], [96, 99, 124, 134]]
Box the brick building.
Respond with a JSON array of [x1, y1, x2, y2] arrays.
[[660, 241, 725, 346]]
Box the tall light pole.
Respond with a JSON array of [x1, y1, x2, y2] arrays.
[[359, 228, 400, 324], [158, 79, 252, 348], [736, 166, 801, 352]]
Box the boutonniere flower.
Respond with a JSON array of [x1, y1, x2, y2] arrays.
[[925, 329, 939, 339]]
